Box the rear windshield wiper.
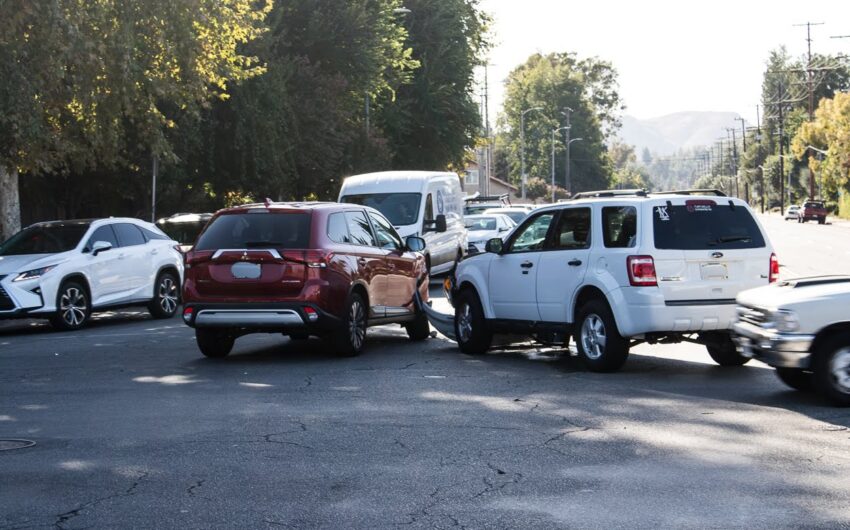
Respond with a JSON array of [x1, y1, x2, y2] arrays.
[[708, 236, 752, 245], [245, 241, 284, 248]]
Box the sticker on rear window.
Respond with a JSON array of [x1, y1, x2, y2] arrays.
[[656, 206, 670, 221]]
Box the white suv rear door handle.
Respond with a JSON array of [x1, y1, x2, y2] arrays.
[[568, 259, 582, 267], [520, 261, 534, 269]]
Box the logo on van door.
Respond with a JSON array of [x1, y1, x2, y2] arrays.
[[436, 189, 445, 215]]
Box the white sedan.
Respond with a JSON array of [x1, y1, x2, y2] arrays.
[[785, 205, 801, 220], [0, 218, 183, 330], [465, 214, 516, 254]]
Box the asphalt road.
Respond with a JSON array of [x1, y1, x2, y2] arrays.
[[2, 218, 850, 529]]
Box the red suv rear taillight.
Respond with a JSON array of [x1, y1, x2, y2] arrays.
[[769, 253, 779, 283], [627, 255, 658, 287]]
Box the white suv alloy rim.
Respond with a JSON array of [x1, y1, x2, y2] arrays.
[[158, 277, 178, 314], [60, 287, 87, 327], [581, 314, 607, 360], [829, 347, 850, 394]]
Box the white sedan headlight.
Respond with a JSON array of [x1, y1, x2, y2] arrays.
[[768, 309, 800, 332], [13, 265, 58, 282]]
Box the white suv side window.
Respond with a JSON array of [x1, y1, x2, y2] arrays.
[[506, 212, 555, 253]]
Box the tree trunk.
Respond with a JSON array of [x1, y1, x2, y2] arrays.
[[0, 166, 21, 241]]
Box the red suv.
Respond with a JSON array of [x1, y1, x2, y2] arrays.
[[181, 202, 430, 358]]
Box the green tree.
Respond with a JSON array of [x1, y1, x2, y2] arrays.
[[172, 0, 418, 205], [0, 0, 270, 238], [792, 92, 850, 198], [498, 53, 623, 194], [376, 0, 490, 171]]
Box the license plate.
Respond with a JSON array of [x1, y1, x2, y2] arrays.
[[231, 262, 261, 279], [700, 262, 728, 280]]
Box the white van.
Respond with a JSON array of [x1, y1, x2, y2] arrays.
[[339, 171, 468, 275]]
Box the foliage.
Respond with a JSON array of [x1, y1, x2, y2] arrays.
[[377, 0, 490, 171], [498, 52, 623, 193], [524, 177, 549, 201], [791, 92, 850, 198], [0, 0, 271, 174]]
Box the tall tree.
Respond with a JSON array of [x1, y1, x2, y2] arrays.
[[172, 0, 418, 204], [0, 0, 270, 239], [376, 0, 490, 171], [792, 92, 850, 198], [498, 53, 623, 194]]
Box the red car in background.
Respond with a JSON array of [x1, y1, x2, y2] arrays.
[[799, 200, 828, 224], [182, 201, 430, 358]]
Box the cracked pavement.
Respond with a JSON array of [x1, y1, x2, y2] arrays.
[[2, 281, 850, 528]]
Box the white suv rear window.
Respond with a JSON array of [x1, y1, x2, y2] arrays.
[[652, 201, 765, 250]]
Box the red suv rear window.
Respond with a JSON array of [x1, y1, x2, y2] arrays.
[[194, 212, 310, 251]]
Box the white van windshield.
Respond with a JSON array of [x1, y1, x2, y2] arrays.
[[341, 193, 422, 226]]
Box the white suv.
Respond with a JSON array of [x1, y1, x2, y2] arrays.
[[447, 190, 777, 372], [0, 218, 184, 330]]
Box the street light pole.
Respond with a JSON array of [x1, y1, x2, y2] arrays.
[[520, 107, 543, 200], [566, 137, 583, 196], [551, 127, 567, 203], [561, 107, 573, 193]]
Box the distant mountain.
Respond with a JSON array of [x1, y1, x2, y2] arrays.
[[618, 111, 744, 155]]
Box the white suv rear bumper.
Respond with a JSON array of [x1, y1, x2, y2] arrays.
[[608, 287, 737, 337]]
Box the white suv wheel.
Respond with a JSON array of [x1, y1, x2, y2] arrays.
[[580, 314, 607, 360]]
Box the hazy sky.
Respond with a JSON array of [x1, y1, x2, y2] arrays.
[[479, 0, 850, 124]]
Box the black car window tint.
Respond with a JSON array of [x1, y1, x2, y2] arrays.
[[327, 212, 351, 244], [602, 206, 637, 248], [86, 225, 119, 250], [368, 212, 403, 250], [345, 211, 377, 246], [551, 208, 592, 250], [113, 223, 147, 247], [507, 213, 555, 253]]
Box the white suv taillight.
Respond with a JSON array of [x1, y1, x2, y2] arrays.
[[769, 253, 779, 283], [627, 255, 658, 287]]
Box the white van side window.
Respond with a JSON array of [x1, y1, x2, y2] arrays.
[[424, 194, 434, 221]]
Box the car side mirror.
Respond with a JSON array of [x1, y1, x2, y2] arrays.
[[405, 236, 426, 252], [424, 214, 448, 233], [485, 238, 503, 254], [91, 240, 113, 256], [435, 214, 447, 233], [499, 226, 509, 232]]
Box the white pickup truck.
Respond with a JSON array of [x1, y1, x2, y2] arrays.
[[733, 276, 850, 406]]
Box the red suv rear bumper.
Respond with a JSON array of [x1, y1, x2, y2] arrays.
[[182, 302, 341, 334]]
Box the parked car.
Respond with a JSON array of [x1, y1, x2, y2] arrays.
[[784, 205, 801, 221], [443, 189, 777, 372], [156, 212, 213, 252], [0, 218, 183, 330], [799, 200, 828, 224], [483, 206, 532, 224], [339, 171, 467, 275], [464, 214, 516, 254], [464, 194, 511, 215], [733, 276, 850, 406], [181, 201, 430, 358]]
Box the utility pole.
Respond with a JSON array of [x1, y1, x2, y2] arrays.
[[726, 128, 739, 197], [778, 83, 786, 215], [794, 21, 824, 199], [735, 117, 747, 152], [483, 64, 491, 197], [151, 155, 158, 223], [561, 107, 573, 194], [551, 126, 569, 203]]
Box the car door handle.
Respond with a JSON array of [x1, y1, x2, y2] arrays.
[[520, 261, 534, 269], [568, 259, 582, 267], [151, 249, 159, 255], [358, 258, 368, 266]]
